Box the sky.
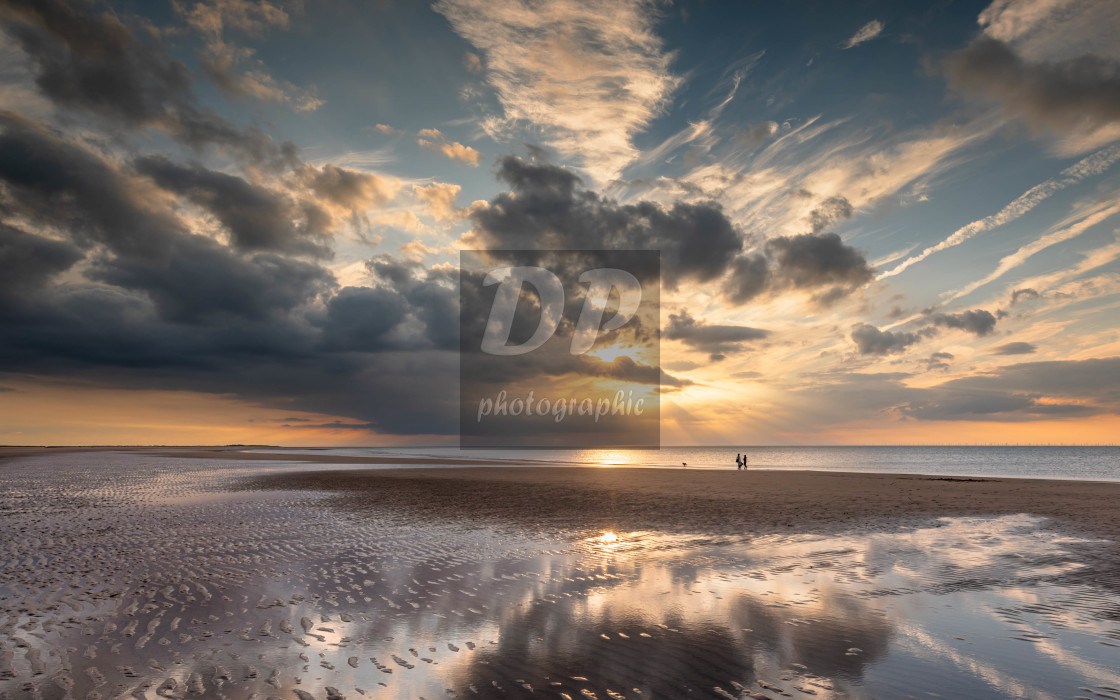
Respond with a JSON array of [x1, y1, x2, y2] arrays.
[[1, 0, 1119, 446]]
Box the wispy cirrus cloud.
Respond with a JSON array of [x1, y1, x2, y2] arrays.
[[435, 0, 680, 182], [179, 0, 324, 111], [841, 20, 884, 49], [879, 144, 1120, 279], [943, 197, 1120, 302]]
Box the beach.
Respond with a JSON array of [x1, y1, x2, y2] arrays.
[[2, 447, 1119, 699], [240, 459, 1120, 543]]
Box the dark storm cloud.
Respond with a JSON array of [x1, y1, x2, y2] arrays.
[[722, 253, 771, 305], [0, 0, 295, 166], [366, 255, 459, 350], [0, 117, 445, 434], [460, 156, 872, 311], [665, 310, 768, 361], [0, 114, 336, 324], [0, 0, 190, 126], [134, 156, 331, 257], [468, 157, 743, 288], [0, 113, 184, 258], [767, 231, 874, 289], [992, 341, 1036, 355], [925, 308, 999, 336], [850, 323, 924, 355], [720, 197, 872, 307], [319, 286, 409, 352], [0, 0, 471, 436], [0, 223, 82, 305], [947, 36, 1120, 137], [90, 239, 335, 323]]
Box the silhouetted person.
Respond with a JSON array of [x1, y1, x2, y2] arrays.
[[742, 452, 748, 469], [736, 453, 742, 469]]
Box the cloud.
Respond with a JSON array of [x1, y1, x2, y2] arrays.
[[806, 195, 854, 234], [665, 310, 768, 361], [942, 198, 1120, 302], [466, 156, 743, 289], [0, 0, 191, 127], [180, 0, 324, 112], [203, 54, 324, 111], [879, 144, 1120, 279], [305, 163, 399, 211], [134, 155, 332, 258], [841, 20, 884, 49], [1010, 287, 1041, 304], [901, 357, 1120, 421], [735, 121, 780, 146], [0, 0, 296, 165], [842, 20, 882, 49], [434, 0, 680, 182], [417, 128, 481, 166], [0, 222, 82, 306], [946, 36, 1120, 149], [851, 323, 925, 355], [767, 232, 874, 293], [977, 0, 1120, 63], [992, 341, 1037, 355], [0, 110, 464, 434], [922, 351, 955, 372], [715, 192, 870, 307], [723, 253, 772, 305], [721, 231, 874, 307], [0, 113, 186, 258], [179, 0, 290, 36], [0, 2, 481, 438], [413, 182, 462, 221], [319, 286, 409, 352], [924, 308, 999, 336], [791, 357, 1120, 425]]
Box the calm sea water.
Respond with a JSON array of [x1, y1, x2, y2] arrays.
[[260, 445, 1120, 481]]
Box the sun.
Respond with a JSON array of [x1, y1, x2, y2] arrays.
[[600, 531, 618, 543]]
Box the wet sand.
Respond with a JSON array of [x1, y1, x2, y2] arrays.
[[241, 463, 1120, 543], [3, 448, 1120, 699]]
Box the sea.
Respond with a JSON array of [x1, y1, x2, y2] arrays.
[[251, 444, 1120, 481]]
